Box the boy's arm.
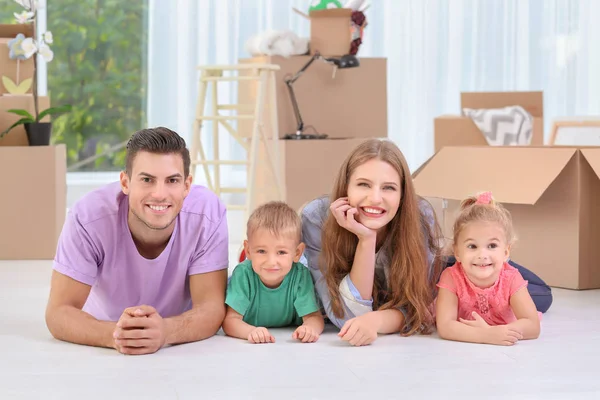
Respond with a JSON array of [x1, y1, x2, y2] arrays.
[[302, 311, 324, 333], [507, 287, 541, 340], [222, 306, 275, 343], [292, 311, 324, 343], [222, 306, 256, 340]]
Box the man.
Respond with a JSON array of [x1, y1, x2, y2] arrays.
[[45, 127, 229, 355]]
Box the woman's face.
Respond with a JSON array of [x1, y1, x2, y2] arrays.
[[346, 158, 402, 232]]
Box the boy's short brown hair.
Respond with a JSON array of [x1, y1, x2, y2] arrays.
[[246, 201, 302, 243]]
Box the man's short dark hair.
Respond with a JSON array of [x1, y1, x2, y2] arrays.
[[125, 127, 191, 177]]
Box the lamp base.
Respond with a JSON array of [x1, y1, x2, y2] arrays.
[[283, 132, 328, 140]]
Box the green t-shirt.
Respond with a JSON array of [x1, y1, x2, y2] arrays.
[[225, 259, 320, 327]]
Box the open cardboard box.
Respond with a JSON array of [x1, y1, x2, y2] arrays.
[[434, 91, 545, 153], [293, 7, 354, 56], [412, 145, 600, 290]]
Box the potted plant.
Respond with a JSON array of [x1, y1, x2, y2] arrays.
[[0, 0, 71, 146]]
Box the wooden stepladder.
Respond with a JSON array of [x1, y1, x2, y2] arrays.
[[190, 64, 283, 222]]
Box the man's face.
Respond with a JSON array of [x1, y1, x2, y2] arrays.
[[120, 151, 192, 231]]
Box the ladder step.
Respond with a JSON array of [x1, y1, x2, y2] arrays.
[[191, 160, 249, 165], [197, 115, 254, 120], [218, 104, 254, 111], [202, 76, 259, 82]]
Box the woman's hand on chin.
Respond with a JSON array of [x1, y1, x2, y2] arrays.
[[330, 197, 377, 241]]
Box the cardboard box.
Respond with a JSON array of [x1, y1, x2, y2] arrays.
[[0, 144, 66, 259], [434, 91, 544, 153], [238, 55, 387, 140], [252, 138, 373, 212], [0, 24, 35, 96], [412, 145, 600, 290], [0, 95, 51, 146], [309, 9, 353, 57]]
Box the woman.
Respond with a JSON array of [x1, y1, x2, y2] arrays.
[[300, 139, 552, 346]]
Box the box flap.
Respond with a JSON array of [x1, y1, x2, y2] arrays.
[[580, 148, 600, 179], [309, 9, 353, 18], [0, 24, 34, 39], [413, 146, 576, 205], [461, 91, 543, 117]]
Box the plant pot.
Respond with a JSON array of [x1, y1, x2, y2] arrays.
[[24, 122, 52, 146]]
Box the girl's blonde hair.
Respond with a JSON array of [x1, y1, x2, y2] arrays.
[[320, 139, 443, 336], [452, 192, 516, 248]]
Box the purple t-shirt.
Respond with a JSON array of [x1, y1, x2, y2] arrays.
[[53, 182, 229, 321]]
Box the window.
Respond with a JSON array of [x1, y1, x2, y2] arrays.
[[0, 0, 148, 172]]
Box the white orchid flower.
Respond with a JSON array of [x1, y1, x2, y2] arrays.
[[14, 10, 34, 24], [38, 43, 53, 62], [43, 31, 53, 44], [13, 0, 40, 11], [20, 37, 37, 59]]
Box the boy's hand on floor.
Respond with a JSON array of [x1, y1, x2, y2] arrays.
[[292, 325, 320, 343], [248, 327, 275, 344]]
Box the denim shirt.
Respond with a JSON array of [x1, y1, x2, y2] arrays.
[[300, 196, 436, 329]]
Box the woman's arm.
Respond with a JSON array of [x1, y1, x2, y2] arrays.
[[348, 236, 377, 299], [301, 197, 379, 329]]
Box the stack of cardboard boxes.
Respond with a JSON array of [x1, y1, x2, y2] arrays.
[[413, 91, 600, 290], [238, 10, 387, 211], [0, 24, 66, 260]]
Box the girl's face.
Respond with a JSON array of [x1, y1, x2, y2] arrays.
[[346, 158, 402, 233], [454, 220, 510, 288]]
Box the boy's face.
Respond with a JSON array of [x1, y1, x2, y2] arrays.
[[244, 228, 305, 289]]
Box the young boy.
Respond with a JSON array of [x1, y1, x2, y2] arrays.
[[223, 201, 324, 344]]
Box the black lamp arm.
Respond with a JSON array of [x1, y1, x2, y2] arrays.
[[284, 52, 322, 134]]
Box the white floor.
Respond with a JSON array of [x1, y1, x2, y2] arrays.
[[1, 260, 599, 400]]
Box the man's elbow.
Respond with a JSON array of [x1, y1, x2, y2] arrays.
[[44, 304, 63, 340], [200, 301, 227, 334]]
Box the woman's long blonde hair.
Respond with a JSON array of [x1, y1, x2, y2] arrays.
[[320, 139, 443, 336]]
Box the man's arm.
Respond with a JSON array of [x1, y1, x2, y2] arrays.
[[163, 269, 227, 345], [45, 270, 116, 349]]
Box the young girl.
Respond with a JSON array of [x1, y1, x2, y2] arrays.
[[301, 139, 445, 346], [435, 192, 541, 346]]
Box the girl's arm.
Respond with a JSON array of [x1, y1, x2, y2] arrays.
[[436, 288, 523, 346], [507, 287, 541, 339], [435, 287, 487, 343]]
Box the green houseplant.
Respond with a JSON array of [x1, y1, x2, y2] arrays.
[[0, 0, 71, 145]]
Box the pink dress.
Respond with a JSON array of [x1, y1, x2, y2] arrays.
[[436, 262, 538, 325]]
